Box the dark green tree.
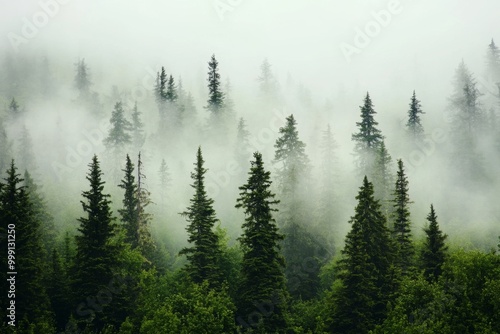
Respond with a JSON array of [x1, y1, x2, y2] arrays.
[[47, 249, 71, 331], [421, 204, 447, 282], [352, 92, 384, 176], [391, 159, 414, 276], [236, 152, 288, 333], [406, 90, 425, 142], [0, 161, 52, 329], [179, 147, 223, 287], [327, 176, 394, 334], [165, 75, 178, 103], [72, 155, 119, 330], [118, 155, 140, 248], [206, 54, 225, 127]]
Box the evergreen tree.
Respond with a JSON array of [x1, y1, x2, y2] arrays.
[[258, 58, 279, 104], [130, 102, 145, 152], [74, 58, 91, 96], [486, 39, 500, 83], [165, 75, 178, 103], [406, 90, 425, 142], [327, 176, 393, 334], [177, 77, 197, 127], [0, 161, 52, 327], [158, 158, 171, 204], [236, 152, 288, 333], [352, 92, 384, 176], [235, 117, 251, 172], [391, 159, 414, 276], [372, 141, 393, 214], [24, 170, 56, 260], [0, 119, 12, 173], [104, 102, 132, 152], [155, 67, 168, 133], [72, 155, 118, 330], [8, 97, 20, 117], [18, 125, 37, 173], [118, 155, 140, 248], [205, 54, 225, 125], [136, 152, 155, 259], [47, 249, 71, 331], [179, 147, 223, 287], [421, 204, 447, 282]]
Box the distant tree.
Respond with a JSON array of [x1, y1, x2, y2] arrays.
[[421, 204, 447, 282], [327, 176, 394, 334], [8, 97, 20, 117], [205, 54, 225, 124], [165, 75, 178, 103], [179, 147, 223, 287], [104, 101, 132, 153], [136, 153, 155, 259], [372, 140, 393, 214], [406, 91, 425, 142], [17, 125, 37, 173], [0, 119, 12, 172], [486, 39, 500, 83], [0, 161, 52, 328], [155, 67, 168, 132], [258, 58, 279, 104], [234, 117, 251, 172], [177, 77, 197, 126], [118, 155, 140, 248], [391, 159, 414, 276], [352, 92, 384, 176], [74, 58, 91, 96], [72, 155, 119, 330], [131, 102, 145, 152], [236, 152, 288, 333], [158, 158, 171, 204]]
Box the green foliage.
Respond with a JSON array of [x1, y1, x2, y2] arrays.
[[406, 90, 425, 142], [352, 92, 384, 176], [420, 204, 447, 282], [179, 147, 223, 287], [104, 102, 132, 152], [236, 152, 289, 333], [206, 54, 225, 115], [327, 176, 394, 334]]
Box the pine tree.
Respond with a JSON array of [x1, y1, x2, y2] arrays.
[[130, 102, 145, 152], [236, 152, 288, 333], [179, 147, 223, 287], [421, 204, 447, 282], [47, 249, 71, 331], [391, 159, 414, 276], [72, 155, 118, 330], [165, 75, 178, 103], [74, 58, 91, 96], [328, 176, 394, 334], [136, 152, 155, 259], [406, 90, 425, 142], [206, 54, 225, 122], [372, 141, 393, 214], [24, 170, 56, 260], [8, 97, 20, 117], [118, 155, 140, 248], [235, 117, 251, 172], [158, 158, 171, 204], [155, 67, 168, 132], [104, 101, 132, 153], [486, 39, 500, 83], [258, 58, 279, 104], [0, 161, 52, 326], [352, 92, 384, 176]]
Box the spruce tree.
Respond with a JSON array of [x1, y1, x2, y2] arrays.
[[118, 154, 140, 248], [236, 152, 288, 333], [72, 155, 118, 330], [421, 204, 447, 282], [352, 92, 384, 176], [372, 140, 393, 214], [406, 90, 425, 142], [165, 75, 178, 103], [47, 249, 71, 331], [8, 97, 20, 117], [391, 159, 414, 276], [158, 158, 171, 204], [104, 101, 132, 152], [136, 152, 155, 258], [258, 58, 279, 104], [486, 39, 500, 82], [235, 117, 251, 172], [206, 54, 225, 123], [0, 161, 52, 327], [130, 102, 145, 152], [179, 147, 223, 287], [328, 176, 393, 334], [74, 58, 91, 96]]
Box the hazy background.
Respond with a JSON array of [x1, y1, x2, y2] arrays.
[[1, 0, 500, 254]]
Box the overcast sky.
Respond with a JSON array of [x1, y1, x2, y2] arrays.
[[2, 0, 499, 102]]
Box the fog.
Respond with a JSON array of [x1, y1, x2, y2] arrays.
[[1, 0, 500, 256]]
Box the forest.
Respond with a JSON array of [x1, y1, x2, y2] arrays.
[[1, 2, 500, 333]]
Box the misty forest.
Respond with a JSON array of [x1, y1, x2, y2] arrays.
[[2, 1, 500, 334]]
